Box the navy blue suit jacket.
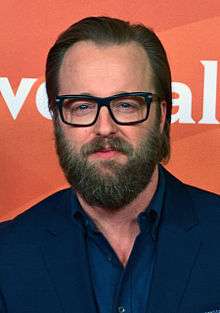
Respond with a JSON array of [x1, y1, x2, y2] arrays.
[[0, 168, 220, 313]]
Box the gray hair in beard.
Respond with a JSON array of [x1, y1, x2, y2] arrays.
[[54, 106, 163, 210]]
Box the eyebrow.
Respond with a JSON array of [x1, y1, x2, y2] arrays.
[[77, 92, 93, 96], [73, 91, 133, 97]]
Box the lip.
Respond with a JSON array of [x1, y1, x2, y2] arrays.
[[90, 150, 121, 159]]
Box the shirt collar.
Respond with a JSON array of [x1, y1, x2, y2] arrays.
[[70, 165, 166, 240], [137, 165, 165, 240]]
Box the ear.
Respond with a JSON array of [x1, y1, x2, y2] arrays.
[[160, 100, 167, 133]]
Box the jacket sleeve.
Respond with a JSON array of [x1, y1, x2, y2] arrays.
[[0, 291, 6, 313]]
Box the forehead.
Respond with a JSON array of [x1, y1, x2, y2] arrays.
[[58, 40, 154, 95]]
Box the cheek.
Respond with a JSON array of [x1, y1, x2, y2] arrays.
[[121, 125, 149, 149], [62, 125, 94, 151]]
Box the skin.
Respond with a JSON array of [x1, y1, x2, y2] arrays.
[[58, 41, 166, 265]]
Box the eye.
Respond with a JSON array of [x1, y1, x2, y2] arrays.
[[113, 100, 140, 112], [62, 99, 96, 114], [119, 102, 133, 108], [72, 102, 96, 114], [73, 103, 90, 111]]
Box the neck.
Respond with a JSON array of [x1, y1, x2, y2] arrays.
[[76, 166, 159, 265]]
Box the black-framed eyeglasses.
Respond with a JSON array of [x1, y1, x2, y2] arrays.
[[55, 92, 161, 127]]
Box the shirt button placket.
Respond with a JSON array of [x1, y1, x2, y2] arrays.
[[118, 306, 126, 313]]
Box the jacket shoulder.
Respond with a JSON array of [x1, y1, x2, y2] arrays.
[[185, 183, 220, 222], [186, 183, 220, 204], [0, 188, 74, 242], [163, 167, 220, 223]]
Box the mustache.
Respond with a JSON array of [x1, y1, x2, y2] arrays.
[[80, 136, 133, 157]]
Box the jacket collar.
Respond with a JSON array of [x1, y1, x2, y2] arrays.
[[41, 189, 98, 313], [147, 167, 201, 313]]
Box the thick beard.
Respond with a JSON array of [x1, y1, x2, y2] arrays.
[[54, 115, 163, 211]]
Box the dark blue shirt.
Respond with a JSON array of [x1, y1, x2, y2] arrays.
[[70, 167, 165, 313]]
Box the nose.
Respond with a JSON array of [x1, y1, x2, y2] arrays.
[[93, 106, 117, 136]]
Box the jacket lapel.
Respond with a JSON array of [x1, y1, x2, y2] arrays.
[[41, 203, 98, 313], [147, 169, 202, 313]]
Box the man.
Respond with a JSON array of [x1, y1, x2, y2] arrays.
[[0, 16, 220, 313]]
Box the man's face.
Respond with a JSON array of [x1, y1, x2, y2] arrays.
[[55, 41, 166, 209]]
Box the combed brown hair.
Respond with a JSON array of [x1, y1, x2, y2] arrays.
[[46, 16, 172, 161]]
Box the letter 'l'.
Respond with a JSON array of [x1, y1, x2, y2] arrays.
[[199, 60, 219, 124]]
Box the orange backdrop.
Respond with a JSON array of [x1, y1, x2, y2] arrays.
[[0, 0, 220, 221]]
